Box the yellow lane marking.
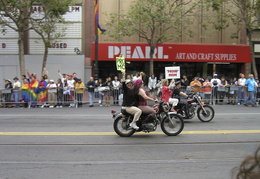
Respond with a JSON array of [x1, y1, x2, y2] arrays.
[[0, 130, 260, 136]]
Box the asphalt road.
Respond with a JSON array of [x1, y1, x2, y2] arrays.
[[0, 104, 259, 179]]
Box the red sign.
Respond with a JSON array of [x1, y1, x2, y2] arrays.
[[91, 42, 252, 63]]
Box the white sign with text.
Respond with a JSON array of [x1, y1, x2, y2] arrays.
[[165, 66, 180, 79]]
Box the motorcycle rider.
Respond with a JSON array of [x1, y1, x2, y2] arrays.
[[121, 72, 142, 130], [133, 79, 158, 123], [172, 81, 188, 111]]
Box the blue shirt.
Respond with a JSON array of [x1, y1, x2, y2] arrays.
[[245, 78, 257, 91]]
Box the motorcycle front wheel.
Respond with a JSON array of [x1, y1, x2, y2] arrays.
[[113, 117, 135, 137], [197, 105, 215, 122], [161, 114, 184, 136]]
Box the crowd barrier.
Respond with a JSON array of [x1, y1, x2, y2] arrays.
[[0, 85, 259, 108]]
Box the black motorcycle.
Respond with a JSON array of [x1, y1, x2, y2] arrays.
[[170, 93, 215, 122], [111, 101, 184, 137]]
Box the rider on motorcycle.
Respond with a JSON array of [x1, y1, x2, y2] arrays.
[[121, 72, 142, 130], [133, 79, 158, 123], [172, 81, 188, 111]]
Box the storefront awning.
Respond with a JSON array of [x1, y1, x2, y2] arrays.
[[91, 42, 252, 63]]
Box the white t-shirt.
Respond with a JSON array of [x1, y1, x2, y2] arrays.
[[238, 78, 246, 86], [67, 79, 75, 89]]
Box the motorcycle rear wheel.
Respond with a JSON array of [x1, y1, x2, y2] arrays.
[[197, 105, 215, 122], [113, 117, 135, 137], [161, 114, 184, 136]]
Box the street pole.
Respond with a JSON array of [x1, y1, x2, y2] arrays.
[[94, 0, 99, 80]]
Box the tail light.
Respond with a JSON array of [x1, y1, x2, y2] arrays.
[[111, 110, 116, 114]]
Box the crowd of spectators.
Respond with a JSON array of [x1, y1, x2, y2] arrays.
[[1, 70, 260, 108]]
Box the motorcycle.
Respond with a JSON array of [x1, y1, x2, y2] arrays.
[[111, 101, 184, 137], [169, 93, 215, 122]]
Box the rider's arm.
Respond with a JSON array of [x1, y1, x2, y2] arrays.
[[139, 88, 157, 102], [180, 91, 188, 98]]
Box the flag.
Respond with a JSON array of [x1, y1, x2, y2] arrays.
[[95, 0, 106, 35]]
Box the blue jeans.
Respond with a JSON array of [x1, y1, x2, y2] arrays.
[[243, 91, 255, 105], [89, 92, 94, 105], [13, 91, 20, 106], [238, 87, 245, 104]]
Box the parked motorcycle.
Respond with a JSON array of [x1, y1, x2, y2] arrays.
[[111, 101, 184, 137], [169, 93, 215, 122]]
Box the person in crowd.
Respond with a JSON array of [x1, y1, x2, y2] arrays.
[[67, 75, 75, 107], [140, 72, 148, 87], [148, 74, 157, 98], [189, 77, 202, 94], [243, 74, 257, 107], [26, 69, 39, 81], [12, 77, 21, 107], [210, 74, 221, 105], [202, 77, 212, 104], [181, 75, 189, 93], [121, 72, 142, 130], [58, 70, 67, 84], [96, 78, 105, 106], [227, 77, 237, 105], [112, 76, 121, 105], [46, 79, 57, 108], [29, 76, 39, 108], [156, 79, 163, 98], [132, 72, 141, 82], [133, 79, 157, 123], [237, 73, 246, 105], [103, 77, 112, 107], [217, 76, 227, 105], [171, 81, 189, 112], [56, 78, 63, 108], [63, 79, 70, 106], [75, 78, 85, 107], [3, 79, 13, 107], [86, 77, 96, 107], [38, 76, 48, 108], [21, 78, 30, 108], [73, 72, 79, 83]]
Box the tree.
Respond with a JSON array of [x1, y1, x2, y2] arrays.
[[0, 0, 71, 77], [0, 0, 35, 78], [211, 0, 260, 79], [30, 0, 71, 75], [106, 0, 198, 75]]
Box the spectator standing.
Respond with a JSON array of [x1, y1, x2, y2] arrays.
[[217, 76, 227, 105], [96, 78, 104, 106], [4, 79, 13, 107], [148, 74, 157, 98], [73, 72, 79, 83], [56, 78, 64, 108], [38, 76, 48, 108], [112, 76, 121, 105], [237, 73, 246, 105], [67, 75, 75, 107], [58, 70, 67, 84], [21, 78, 30, 108], [86, 77, 96, 107], [103, 77, 112, 107], [227, 77, 237, 105], [202, 77, 212, 104], [28, 76, 39, 108], [181, 75, 189, 93], [243, 74, 257, 107], [63, 79, 70, 106], [46, 79, 57, 108], [210, 74, 221, 104], [75, 78, 85, 107], [12, 77, 21, 107], [190, 77, 202, 94]]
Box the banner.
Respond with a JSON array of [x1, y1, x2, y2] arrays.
[[116, 55, 125, 72], [165, 66, 180, 79]]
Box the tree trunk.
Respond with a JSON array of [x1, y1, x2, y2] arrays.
[[149, 46, 155, 76], [248, 31, 258, 79], [42, 44, 48, 76], [18, 32, 25, 78]]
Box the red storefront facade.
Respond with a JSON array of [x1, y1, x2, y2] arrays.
[[91, 42, 251, 80]]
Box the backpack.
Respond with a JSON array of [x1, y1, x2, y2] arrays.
[[213, 80, 218, 86]]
